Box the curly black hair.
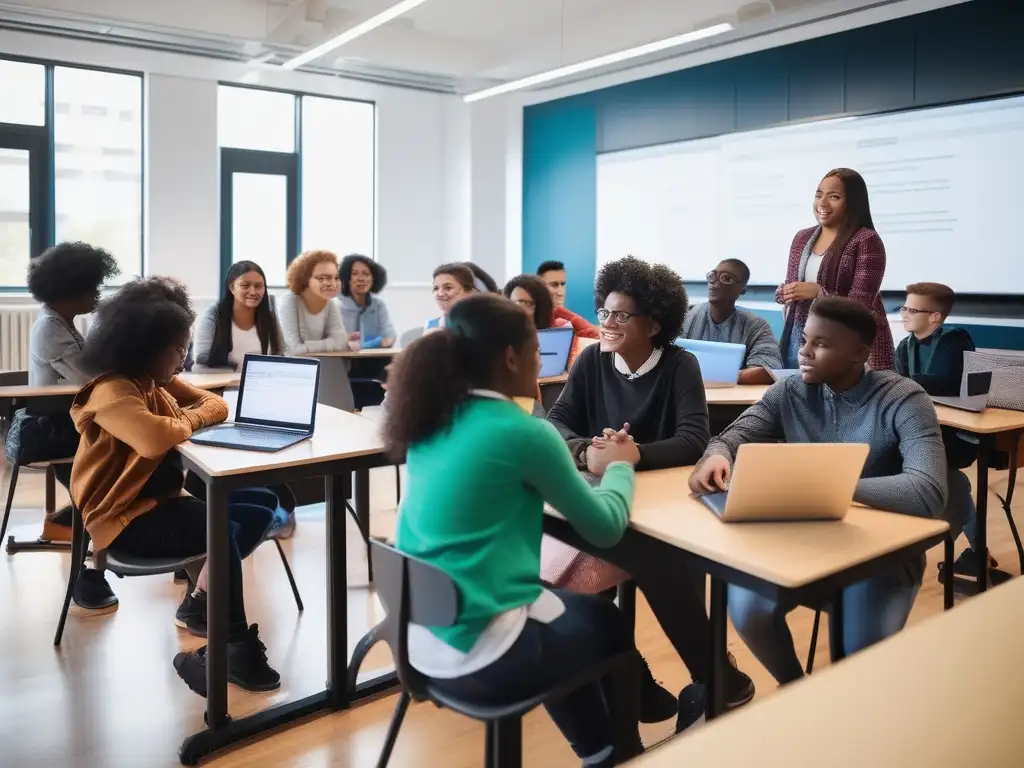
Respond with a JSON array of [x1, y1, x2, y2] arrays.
[[82, 277, 195, 378], [27, 242, 120, 305], [339, 253, 387, 296], [810, 297, 877, 346], [502, 274, 554, 329], [595, 256, 687, 348]]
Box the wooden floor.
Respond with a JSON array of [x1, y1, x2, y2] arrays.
[[1, 462, 1020, 768]]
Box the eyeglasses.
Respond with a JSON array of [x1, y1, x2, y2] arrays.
[[899, 306, 935, 315], [706, 271, 741, 285], [513, 298, 535, 309], [312, 274, 340, 284], [597, 309, 643, 324]]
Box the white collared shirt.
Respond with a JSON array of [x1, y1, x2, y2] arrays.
[[613, 347, 663, 380]]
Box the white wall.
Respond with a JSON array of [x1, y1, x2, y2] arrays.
[[0, 28, 471, 336]]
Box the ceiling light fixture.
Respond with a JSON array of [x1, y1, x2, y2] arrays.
[[463, 22, 734, 103], [282, 0, 432, 70]]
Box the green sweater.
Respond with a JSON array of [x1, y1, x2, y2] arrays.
[[396, 395, 635, 652]]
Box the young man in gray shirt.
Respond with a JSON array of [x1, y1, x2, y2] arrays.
[[690, 297, 948, 684]]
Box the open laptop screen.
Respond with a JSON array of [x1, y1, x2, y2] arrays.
[[538, 327, 575, 378], [236, 356, 320, 429], [675, 338, 746, 384]]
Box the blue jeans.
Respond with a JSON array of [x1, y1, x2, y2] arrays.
[[947, 468, 979, 551], [728, 570, 920, 685], [428, 591, 638, 761], [782, 323, 804, 368]]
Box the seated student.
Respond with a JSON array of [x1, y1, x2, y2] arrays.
[[425, 263, 476, 331], [503, 273, 571, 330], [277, 250, 358, 355], [546, 256, 754, 729], [690, 297, 948, 685], [338, 254, 396, 348], [682, 259, 782, 385], [895, 282, 986, 580], [386, 293, 643, 767], [70, 277, 279, 694], [193, 260, 284, 370], [22, 241, 120, 610], [538, 260, 600, 339]]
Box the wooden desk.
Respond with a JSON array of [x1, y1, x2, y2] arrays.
[[703, 384, 769, 406], [935, 405, 1024, 591], [538, 373, 569, 386], [631, 577, 1024, 766], [544, 467, 950, 720], [174, 404, 391, 765], [306, 348, 401, 359], [0, 371, 240, 402]]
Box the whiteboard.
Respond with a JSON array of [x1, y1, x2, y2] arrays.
[[596, 93, 1024, 294]]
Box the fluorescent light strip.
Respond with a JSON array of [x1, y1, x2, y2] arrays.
[[464, 22, 733, 103], [283, 0, 432, 70]]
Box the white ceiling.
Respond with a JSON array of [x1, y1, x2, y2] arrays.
[[0, 0, 902, 93]]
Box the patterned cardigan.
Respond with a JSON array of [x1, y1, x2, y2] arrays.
[[777, 226, 895, 371]]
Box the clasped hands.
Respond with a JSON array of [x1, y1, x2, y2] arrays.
[[778, 281, 820, 304], [584, 422, 641, 476]]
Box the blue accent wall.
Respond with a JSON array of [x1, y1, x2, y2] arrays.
[[522, 1, 1024, 345]]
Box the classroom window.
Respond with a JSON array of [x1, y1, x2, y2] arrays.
[[231, 173, 291, 287], [53, 67, 143, 283], [0, 59, 45, 126], [301, 96, 375, 258], [218, 86, 296, 152], [0, 148, 32, 286]]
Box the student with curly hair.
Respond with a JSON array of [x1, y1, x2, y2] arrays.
[[277, 250, 358, 355], [19, 242, 121, 607], [338, 254, 396, 348], [70, 277, 279, 694], [386, 293, 643, 767], [502, 274, 562, 330], [544, 256, 755, 730]]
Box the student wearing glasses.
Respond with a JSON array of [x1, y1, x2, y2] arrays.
[[545, 256, 755, 731], [277, 249, 359, 355], [537, 260, 600, 339], [503, 274, 571, 330], [682, 259, 782, 385]]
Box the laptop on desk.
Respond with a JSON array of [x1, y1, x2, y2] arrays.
[[931, 371, 992, 413], [698, 443, 869, 522], [675, 339, 746, 388], [190, 354, 320, 452], [538, 326, 575, 378]]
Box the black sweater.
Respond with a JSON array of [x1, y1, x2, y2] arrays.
[[547, 344, 710, 471], [894, 327, 975, 397]]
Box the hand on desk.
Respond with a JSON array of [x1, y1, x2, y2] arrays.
[[690, 455, 731, 494]]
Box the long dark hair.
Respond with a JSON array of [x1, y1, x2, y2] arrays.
[[503, 274, 555, 329], [383, 293, 534, 461], [818, 168, 875, 292], [201, 261, 281, 367]]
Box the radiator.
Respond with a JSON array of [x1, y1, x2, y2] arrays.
[[0, 306, 37, 371]]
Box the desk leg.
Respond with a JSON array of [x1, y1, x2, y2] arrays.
[[705, 577, 727, 721], [354, 468, 372, 583], [45, 464, 56, 517], [828, 591, 845, 664], [944, 535, 955, 610], [326, 473, 348, 709], [976, 436, 991, 593], [205, 481, 231, 729]]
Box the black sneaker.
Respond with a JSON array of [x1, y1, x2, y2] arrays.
[[639, 656, 678, 723], [72, 567, 119, 612], [175, 589, 208, 638], [675, 652, 754, 733], [172, 624, 281, 697], [938, 548, 998, 582], [725, 652, 755, 708]]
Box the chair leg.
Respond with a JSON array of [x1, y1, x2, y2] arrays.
[[375, 690, 411, 768], [394, 465, 401, 504], [53, 517, 87, 646], [347, 623, 383, 694], [0, 463, 19, 545], [489, 717, 522, 768], [272, 538, 304, 612], [806, 610, 821, 674]]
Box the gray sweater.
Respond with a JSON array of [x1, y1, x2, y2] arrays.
[[683, 304, 783, 370], [29, 306, 91, 386], [276, 292, 349, 355], [699, 370, 948, 583]]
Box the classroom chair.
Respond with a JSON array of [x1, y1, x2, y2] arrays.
[[2, 459, 74, 554], [357, 541, 640, 768]]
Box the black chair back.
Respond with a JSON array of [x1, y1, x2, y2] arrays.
[[370, 540, 460, 699]]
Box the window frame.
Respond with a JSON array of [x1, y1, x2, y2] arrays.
[[0, 54, 144, 292]]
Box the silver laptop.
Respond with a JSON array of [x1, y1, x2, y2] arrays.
[[190, 354, 320, 452], [538, 326, 575, 378], [698, 443, 869, 522], [675, 338, 746, 388], [931, 371, 992, 413]]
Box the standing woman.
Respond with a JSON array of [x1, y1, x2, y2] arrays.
[[338, 254, 396, 348], [425, 263, 476, 331], [193, 261, 284, 370], [778, 168, 894, 370], [277, 249, 358, 355]]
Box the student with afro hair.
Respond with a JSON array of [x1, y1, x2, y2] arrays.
[[544, 255, 755, 730]]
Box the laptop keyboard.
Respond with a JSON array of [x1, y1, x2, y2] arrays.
[[201, 425, 302, 448]]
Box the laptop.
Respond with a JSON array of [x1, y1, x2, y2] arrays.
[[769, 369, 802, 383], [190, 354, 321, 452], [538, 326, 575, 378], [931, 371, 992, 413], [675, 338, 746, 388], [698, 443, 869, 522]]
